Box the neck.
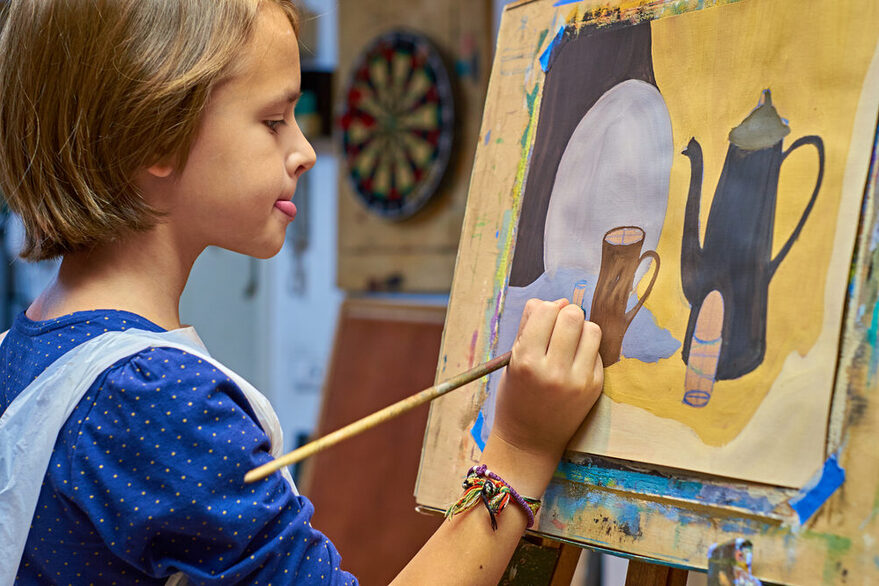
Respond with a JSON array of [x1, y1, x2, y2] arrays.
[[26, 226, 202, 331]]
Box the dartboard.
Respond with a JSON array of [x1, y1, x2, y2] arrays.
[[339, 31, 455, 220]]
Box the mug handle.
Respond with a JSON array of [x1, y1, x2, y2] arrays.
[[625, 250, 661, 326], [770, 135, 825, 278]]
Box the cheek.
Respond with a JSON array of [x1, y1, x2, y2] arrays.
[[225, 138, 285, 187], [179, 126, 285, 207], [192, 120, 264, 170]]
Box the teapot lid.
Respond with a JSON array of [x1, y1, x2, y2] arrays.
[[728, 89, 790, 150]]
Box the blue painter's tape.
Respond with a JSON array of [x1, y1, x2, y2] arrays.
[[470, 410, 486, 451], [789, 455, 846, 524], [539, 25, 565, 72], [553, 0, 582, 5]]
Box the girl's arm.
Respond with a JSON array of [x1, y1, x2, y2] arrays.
[[393, 299, 604, 585]]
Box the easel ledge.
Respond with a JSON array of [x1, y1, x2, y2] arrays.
[[418, 504, 695, 585]]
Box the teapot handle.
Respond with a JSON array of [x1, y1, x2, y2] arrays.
[[625, 250, 661, 326], [770, 135, 825, 278]]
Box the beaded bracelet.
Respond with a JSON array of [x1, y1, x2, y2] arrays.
[[444, 464, 541, 530]]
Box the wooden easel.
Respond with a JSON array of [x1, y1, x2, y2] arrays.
[[414, 1, 879, 584], [623, 560, 688, 586], [499, 538, 582, 586], [499, 539, 688, 585]]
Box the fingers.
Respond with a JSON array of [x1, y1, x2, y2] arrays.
[[573, 320, 603, 383], [514, 299, 562, 357], [514, 298, 569, 345], [546, 304, 587, 369], [593, 350, 604, 386], [514, 299, 539, 343]]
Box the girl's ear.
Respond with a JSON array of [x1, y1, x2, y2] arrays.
[[146, 162, 174, 178]]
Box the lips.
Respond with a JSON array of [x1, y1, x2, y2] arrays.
[[274, 199, 297, 219]]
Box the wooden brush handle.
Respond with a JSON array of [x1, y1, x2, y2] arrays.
[[244, 351, 512, 483]]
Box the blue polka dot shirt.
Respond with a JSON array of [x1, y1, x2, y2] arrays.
[[1, 310, 358, 585]]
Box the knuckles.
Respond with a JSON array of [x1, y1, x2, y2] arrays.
[[507, 351, 539, 381], [542, 371, 573, 393], [534, 298, 561, 315], [558, 304, 585, 325], [509, 302, 604, 399], [524, 298, 542, 310], [582, 320, 602, 341]]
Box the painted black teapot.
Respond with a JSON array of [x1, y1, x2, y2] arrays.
[[680, 89, 824, 380]]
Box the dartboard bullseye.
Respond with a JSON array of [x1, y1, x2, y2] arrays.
[[339, 31, 455, 220]]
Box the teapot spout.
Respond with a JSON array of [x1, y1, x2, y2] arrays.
[[681, 138, 705, 302]]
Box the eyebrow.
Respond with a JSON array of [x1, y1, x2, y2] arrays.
[[267, 90, 302, 109]]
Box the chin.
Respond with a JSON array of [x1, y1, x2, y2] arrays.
[[253, 246, 283, 260], [251, 241, 286, 259], [227, 235, 286, 259]]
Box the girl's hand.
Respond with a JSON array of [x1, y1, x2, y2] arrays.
[[484, 298, 603, 494], [393, 299, 603, 585]]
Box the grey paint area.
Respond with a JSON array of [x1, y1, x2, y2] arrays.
[[544, 79, 673, 282]]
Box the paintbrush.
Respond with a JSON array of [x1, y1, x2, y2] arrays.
[[244, 350, 512, 483]]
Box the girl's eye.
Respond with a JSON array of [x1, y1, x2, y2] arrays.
[[264, 119, 286, 133]]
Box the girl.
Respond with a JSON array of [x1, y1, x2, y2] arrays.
[[0, 1, 604, 584]]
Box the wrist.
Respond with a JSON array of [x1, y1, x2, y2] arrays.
[[479, 433, 559, 499]]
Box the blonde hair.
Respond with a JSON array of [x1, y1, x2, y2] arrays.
[[0, 0, 300, 261]]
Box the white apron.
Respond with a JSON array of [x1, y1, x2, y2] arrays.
[[0, 327, 296, 585]]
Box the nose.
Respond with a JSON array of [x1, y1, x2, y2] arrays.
[[286, 121, 317, 179]]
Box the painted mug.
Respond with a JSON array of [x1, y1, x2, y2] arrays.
[[589, 226, 660, 365]]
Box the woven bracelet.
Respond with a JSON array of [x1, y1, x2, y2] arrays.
[[444, 464, 541, 530]]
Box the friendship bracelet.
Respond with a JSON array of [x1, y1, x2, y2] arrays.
[[470, 465, 541, 528], [444, 464, 541, 530]]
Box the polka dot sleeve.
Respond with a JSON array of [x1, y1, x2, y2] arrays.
[[57, 347, 358, 585]]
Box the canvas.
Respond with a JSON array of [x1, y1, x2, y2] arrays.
[[468, 0, 879, 487]]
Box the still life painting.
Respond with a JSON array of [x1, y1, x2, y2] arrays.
[[469, 0, 879, 487]]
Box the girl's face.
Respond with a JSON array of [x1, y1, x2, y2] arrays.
[[156, 4, 315, 259]]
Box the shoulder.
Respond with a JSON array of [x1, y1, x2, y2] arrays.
[[95, 345, 262, 425], [59, 344, 276, 511], [56, 345, 270, 476]]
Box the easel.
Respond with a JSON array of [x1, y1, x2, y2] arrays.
[[414, 0, 879, 583], [499, 538, 688, 585], [500, 538, 583, 585], [623, 560, 688, 586]]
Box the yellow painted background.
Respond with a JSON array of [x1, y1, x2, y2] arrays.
[[600, 0, 879, 445]]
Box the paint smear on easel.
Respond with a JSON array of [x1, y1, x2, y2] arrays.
[[468, 330, 478, 368], [555, 460, 777, 515], [470, 411, 486, 451]]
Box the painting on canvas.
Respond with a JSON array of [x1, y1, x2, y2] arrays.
[[471, 0, 879, 487]]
